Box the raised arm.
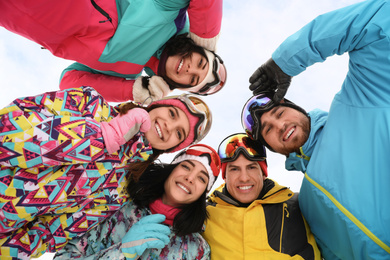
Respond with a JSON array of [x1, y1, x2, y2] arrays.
[[188, 0, 223, 51]]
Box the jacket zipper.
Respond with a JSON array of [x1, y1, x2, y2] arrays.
[[90, 0, 112, 23], [279, 202, 289, 252]]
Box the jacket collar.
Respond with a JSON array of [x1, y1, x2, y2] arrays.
[[285, 109, 328, 173], [209, 179, 290, 207]]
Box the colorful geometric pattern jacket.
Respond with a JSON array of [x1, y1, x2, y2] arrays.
[[54, 199, 210, 260], [0, 87, 152, 259]]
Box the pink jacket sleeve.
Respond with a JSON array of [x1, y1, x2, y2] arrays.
[[188, 0, 223, 51], [60, 70, 135, 103]]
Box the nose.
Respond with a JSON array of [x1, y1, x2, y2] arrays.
[[185, 172, 195, 183], [275, 119, 285, 133], [239, 170, 250, 182], [186, 62, 201, 74], [186, 63, 193, 73]]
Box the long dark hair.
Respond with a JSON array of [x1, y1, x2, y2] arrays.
[[127, 162, 209, 236], [159, 34, 208, 90]]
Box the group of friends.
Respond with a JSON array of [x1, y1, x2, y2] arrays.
[[0, 0, 389, 259]]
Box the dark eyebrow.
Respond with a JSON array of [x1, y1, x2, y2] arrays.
[[201, 170, 209, 179], [173, 107, 180, 118], [270, 106, 279, 116], [186, 160, 195, 167], [247, 162, 259, 167], [185, 160, 209, 179]]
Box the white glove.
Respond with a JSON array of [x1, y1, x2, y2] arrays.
[[132, 76, 171, 105]]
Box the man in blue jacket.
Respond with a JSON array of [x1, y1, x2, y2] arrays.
[[242, 0, 390, 259]]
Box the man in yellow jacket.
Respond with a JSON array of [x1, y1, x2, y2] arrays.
[[202, 133, 321, 260]]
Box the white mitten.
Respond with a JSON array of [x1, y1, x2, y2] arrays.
[[132, 76, 171, 105]]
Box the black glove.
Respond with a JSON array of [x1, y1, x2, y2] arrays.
[[249, 58, 292, 103]]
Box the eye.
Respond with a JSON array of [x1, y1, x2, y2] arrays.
[[190, 76, 196, 85], [197, 175, 206, 183], [181, 163, 190, 170], [277, 110, 284, 118], [198, 58, 203, 68], [176, 129, 183, 141], [169, 109, 175, 118], [265, 126, 272, 134]]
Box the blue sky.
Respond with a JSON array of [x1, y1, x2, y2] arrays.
[[0, 0, 361, 258]]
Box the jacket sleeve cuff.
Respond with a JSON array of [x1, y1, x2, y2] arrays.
[[190, 32, 220, 52]]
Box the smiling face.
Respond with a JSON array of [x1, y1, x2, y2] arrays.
[[260, 105, 310, 156], [165, 52, 209, 87], [225, 154, 265, 204], [145, 106, 190, 151], [162, 160, 209, 207]]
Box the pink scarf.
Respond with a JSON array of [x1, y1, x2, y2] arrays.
[[149, 198, 181, 226]]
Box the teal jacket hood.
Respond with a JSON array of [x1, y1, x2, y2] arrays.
[[285, 109, 328, 173]]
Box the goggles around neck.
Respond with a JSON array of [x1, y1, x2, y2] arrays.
[[218, 133, 267, 163]]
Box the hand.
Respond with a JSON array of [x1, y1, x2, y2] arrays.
[[100, 108, 151, 154], [249, 58, 292, 103], [121, 214, 171, 260], [133, 76, 171, 105]]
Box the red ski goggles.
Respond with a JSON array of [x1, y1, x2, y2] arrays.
[[218, 133, 266, 163]]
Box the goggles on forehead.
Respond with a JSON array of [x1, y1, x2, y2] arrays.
[[241, 93, 274, 140], [189, 51, 227, 96], [177, 94, 212, 143], [218, 133, 267, 163]]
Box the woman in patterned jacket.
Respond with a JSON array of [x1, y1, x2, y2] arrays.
[[0, 86, 212, 259], [54, 144, 221, 260]]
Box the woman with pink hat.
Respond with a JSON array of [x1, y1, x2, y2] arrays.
[[0, 86, 212, 258], [54, 144, 221, 260]]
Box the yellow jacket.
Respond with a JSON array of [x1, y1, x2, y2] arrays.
[[202, 179, 321, 260]]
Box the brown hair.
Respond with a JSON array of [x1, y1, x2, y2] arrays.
[[118, 102, 170, 180], [159, 34, 208, 90]]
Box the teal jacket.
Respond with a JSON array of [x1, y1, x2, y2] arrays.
[[274, 0, 390, 259]]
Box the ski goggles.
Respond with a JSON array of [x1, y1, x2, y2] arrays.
[[189, 50, 227, 96], [218, 133, 266, 163], [177, 94, 212, 143], [241, 93, 274, 140]]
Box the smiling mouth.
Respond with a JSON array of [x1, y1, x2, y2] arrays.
[[284, 127, 295, 141], [155, 122, 163, 139], [238, 185, 253, 190], [177, 58, 183, 73], [177, 183, 190, 194]]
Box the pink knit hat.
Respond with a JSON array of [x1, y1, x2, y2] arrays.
[[149, 94, 212, 153]]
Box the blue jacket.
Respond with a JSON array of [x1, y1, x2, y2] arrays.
[[274, 0, 390, 259]]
